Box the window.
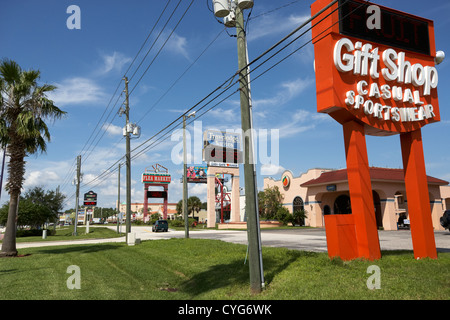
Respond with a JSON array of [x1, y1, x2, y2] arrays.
[[293, 196, 304, 212]]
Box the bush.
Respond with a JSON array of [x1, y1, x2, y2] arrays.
[[169, 218, 197, 228], [275, 207, 293, 225], [169, 219, 184, 228], [292, 209, 307, 226], [16, 228, 55, 237]]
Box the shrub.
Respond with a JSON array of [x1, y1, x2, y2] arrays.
[[276, 206, 293, 225], [16, 229, 55, 237], [292, 209, 308, 226]]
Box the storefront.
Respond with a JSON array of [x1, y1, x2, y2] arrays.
[[264, 168, 449, 231]]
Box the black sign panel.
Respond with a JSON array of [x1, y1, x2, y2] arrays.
[[203, 145, 242, 164], [84, 190, 97, 200], [338, 0, 430, 55], [147, 191, 167, 199], [83, 191, 97, 206]]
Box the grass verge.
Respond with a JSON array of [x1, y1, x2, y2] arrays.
[[0, 238, 449, 300], [1, 226, 122, 243]]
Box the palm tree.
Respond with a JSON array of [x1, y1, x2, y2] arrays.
[[187, 196, 202, 219], [0, 59, 65, 257]]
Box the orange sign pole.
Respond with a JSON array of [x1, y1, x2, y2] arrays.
[[400, 129, 438, 259], [343, 121, 381, 260]]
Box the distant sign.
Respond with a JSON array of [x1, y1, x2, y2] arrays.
[[203, 130, 242, 164], [208, 162, 239, 168], [142, 173, 171, 184], [186, 166, 207, 183], [147, 190, 168, 198], [83, 190, 97, 206], [204, 130, 241, 149]]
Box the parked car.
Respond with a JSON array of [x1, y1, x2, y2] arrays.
[[440, 210, 450, 231], [152, 219, 168, 232]]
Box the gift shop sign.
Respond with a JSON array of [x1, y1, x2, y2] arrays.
[[312, 0, 440, 136], [311, 0, 441, 260]]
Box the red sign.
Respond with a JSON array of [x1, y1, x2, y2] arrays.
[[311, 0, 440, 136], [142, 174, 171, 184]]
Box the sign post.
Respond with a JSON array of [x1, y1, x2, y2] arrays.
[[142, 165, 171, 222]]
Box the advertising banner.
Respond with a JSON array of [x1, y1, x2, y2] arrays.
[[186, 166, 208, 183]]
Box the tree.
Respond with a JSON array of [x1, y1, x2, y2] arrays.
[[258, 186, 284, 220], [0, 60, 66, 257], [0, 186, 65, 231], [176, 196, 202, 219], [176, 200, 183, 216], [187, 196, 202, 219]]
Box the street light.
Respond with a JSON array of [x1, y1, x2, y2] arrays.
[[183, 111, 196, 238], [435, 50, 445, 65]]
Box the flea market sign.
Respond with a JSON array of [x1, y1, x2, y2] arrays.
[[141, 173, 171, 184], [312, 0, 440, 136]]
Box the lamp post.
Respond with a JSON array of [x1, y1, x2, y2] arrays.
[[211, 0, 264, 293], [183, 111, 196, 239]]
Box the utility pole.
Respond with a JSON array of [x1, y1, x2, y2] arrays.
[[123, 77, 132, 240], [235, 2, 264, 294], [183, 111, 196, 239], [183, 115, 189, 239], [117, 162, 121, 234], [73, 155, 81, 236]]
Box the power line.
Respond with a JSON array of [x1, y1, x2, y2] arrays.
[[76, 1, 176, 166], [128, 0, 373, 163], [129, 0, 195, 96], [79, 0, 193, 167], [72, 0, 371, 204]]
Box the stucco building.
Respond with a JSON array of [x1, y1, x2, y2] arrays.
[[264, 167, 449, 231]]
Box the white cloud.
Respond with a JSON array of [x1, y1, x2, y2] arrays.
[[104, 124, 123, 136], [253, 77, 313, 109], [98, 51, 132, 75], [48, 77, 106, 106], [260, 163, 285, 176], [166, 32, 190, 60], [150, 30, 190, 61], [248, 14, 310, 42], [23, 170, 60, 189]]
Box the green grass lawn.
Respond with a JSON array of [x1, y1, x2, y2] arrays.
[[3, 226, 123, 243], [0, 238, 449, 300]]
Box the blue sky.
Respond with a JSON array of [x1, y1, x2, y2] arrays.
[[1, 0, 450, 210]]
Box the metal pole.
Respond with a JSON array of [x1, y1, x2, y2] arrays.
[[183, 115, 189, 238], [73, 155, 81, 236], [124, 77, 132, 241], [235, 2, 264, 293], [117, 162, 121, 234]]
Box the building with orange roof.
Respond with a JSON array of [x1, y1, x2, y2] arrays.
[[264, 167, 449, 231]]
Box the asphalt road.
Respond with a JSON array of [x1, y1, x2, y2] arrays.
[[16, 226, 450, 254]]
